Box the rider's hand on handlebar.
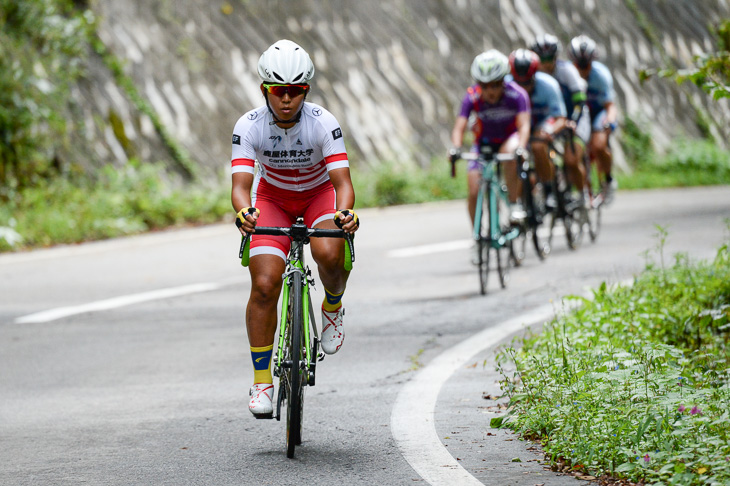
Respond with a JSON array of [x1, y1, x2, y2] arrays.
[[335, 209, 360, 234], [235, 206, 259, 235], [448, 147, 461, 165], [514, 147, 527, 161]]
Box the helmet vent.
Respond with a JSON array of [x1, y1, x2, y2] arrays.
[[273, 72, 285, 82], [292, 73, 303, 82]]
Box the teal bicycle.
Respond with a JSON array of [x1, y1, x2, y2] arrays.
[[239, 218, 354, 458], [452, 147, 521, 295]]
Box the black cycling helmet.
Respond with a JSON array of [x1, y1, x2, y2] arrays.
[[568, 35, 598, 68], [509, 49, 540, 84], [531, 33, 561, 60]]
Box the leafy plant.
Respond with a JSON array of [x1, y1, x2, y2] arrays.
[[0, 0, 93, 193], [495, 239, 730, 485]]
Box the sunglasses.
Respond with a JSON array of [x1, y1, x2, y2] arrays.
[[479, 81, 503, 90], [262, 83, 310, 97], [539, 55, 556, 63]]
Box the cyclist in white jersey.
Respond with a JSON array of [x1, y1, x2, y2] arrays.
[[568, 35, 619, 204], [231, 40, 359, 418]]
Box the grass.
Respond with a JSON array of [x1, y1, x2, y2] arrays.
[[617, 138, 730, 190], [493, 232, 730, 485], [0, 161, 230, 252], [2, 126, 729, 253]]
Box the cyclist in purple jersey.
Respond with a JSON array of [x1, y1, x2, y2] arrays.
[[569, 35, 619, 204], [449, 49, 530, 239]]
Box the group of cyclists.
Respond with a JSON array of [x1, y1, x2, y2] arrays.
[[450, 34, 618, 262], [230, 34, 618, 420]]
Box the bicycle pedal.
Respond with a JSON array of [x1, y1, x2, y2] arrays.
[[317, 352, 325, 362], [252, 412, 274, 420]]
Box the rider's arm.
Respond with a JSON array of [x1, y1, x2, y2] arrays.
[[328, 167, 358, 233], [515, 111, 531, 150], [450, 115, 468, 148], [604, 101, 618, 129], [232, 172, 258, 234]]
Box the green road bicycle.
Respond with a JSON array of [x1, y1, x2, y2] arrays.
[[239, 218, 355, 458], [453, 147, 521, 295]]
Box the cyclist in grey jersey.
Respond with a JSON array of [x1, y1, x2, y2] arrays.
[[569, 35, 619, 205]]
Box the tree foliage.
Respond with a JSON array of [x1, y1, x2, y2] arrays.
[[0, 0, 92, 194], [642, 20, 730, 101]]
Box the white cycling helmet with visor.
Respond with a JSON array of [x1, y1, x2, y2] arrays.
[[470, 49, 510, 84], [257, 39, 315, 85], [568, 35, 598, 69]]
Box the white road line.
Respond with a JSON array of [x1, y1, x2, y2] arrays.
[[14, 282, 223, 324], [390, 304, 555, 486], [387, 239, 472, 258]]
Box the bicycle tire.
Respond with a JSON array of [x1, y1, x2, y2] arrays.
[[286, 271, 304, 458], [587, 203, 601, 241], [494, 187, 511, 288], [526, 179, 550, 260], [510, 230, 526, 267], [478, 182, 491, 295], [561, 189, 583, 250], [563, 209, 583, 250]]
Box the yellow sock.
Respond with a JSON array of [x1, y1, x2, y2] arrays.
[[250, 344, 273, 384], [323, 288, 344, 312]]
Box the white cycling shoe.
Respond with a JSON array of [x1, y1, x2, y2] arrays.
[[249, 383, 274, 419], [321, 306, 345, 355]]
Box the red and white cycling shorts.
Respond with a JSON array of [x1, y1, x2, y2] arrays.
[[250, 179, 336, 261]]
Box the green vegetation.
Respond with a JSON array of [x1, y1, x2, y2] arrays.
[[0, 0, 93, 191], [0, 161, 229, 251], [657, 20, 730, 102], [617, 117, 730, 190], [494, 233, 730, 485], [352, 160, 466, 208]]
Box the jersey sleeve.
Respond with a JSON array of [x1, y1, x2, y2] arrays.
[[545, 75, 567, 118], [458, 89, 476, 118], [314, 106, 349, 171], [230, 110, 259, 175]]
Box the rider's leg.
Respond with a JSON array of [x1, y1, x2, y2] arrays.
[[247, 254, 286, 359], [467, 169, 481, 225], [590, 129, 612, 180], [563, 136, 586, 191], [500, 135, 521, 204], [246, 253, 286, 416]]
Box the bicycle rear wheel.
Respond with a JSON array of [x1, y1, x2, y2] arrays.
[[587, 201, 601, 241], [285, 271, 304, 458]]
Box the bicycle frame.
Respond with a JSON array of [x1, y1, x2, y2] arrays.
[[276, 237, 315, 379], [459, 149, 520, 294], [237, 220, 353, 457]]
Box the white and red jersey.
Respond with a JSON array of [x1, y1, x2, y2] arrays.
[[231, 102, 349, 192]]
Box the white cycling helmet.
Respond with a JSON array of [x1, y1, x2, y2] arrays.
[[568, 35, 598, 68], [257, 39, 315, 84], [470, 49, 510, 83]]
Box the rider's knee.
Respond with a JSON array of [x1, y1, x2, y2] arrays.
[[251, 272, 283, 302]]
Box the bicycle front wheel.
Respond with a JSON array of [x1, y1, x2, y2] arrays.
[[493, 185, 511, 289], [477, 182, 490, 295], [285, 271, 305, 458]]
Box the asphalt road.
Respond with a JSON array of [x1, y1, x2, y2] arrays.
[[1, 186, 728, 486]]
